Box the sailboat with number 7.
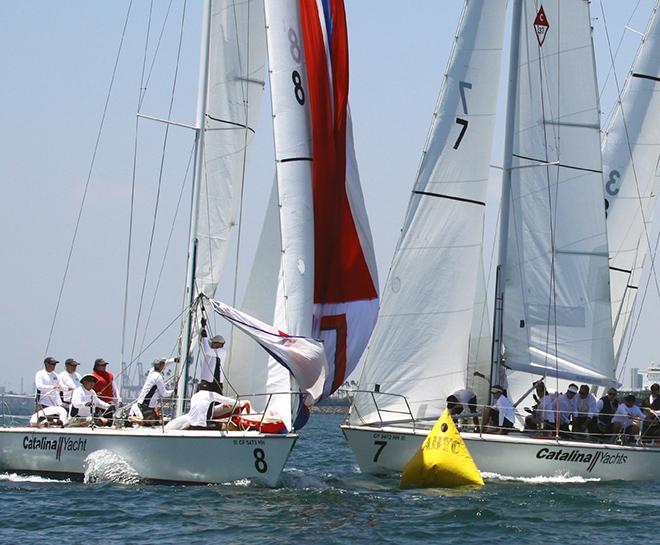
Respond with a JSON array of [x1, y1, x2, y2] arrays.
[[342, 0, 660, 481]]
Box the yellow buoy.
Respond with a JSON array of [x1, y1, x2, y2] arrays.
[[400, 408, 484, 488]]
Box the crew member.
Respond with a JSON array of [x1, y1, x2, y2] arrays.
[[199, 317, 226, 395], [481, 385, 516, 434], [35, 357, 62, 409], [446, 388, 479, 427], [91, 358, 121, 407], [58, 358, 81, 411], [524, 380, 555, 432], [596, 387, 619, 438], [555, 384, 579, 434], [573, 384, 598, 435], [68, 374, 111, 427], [641, 383, 660, 411], [611, 394, 646, 442], [641, 384, 660, 440], [136, 358, 176, 425]]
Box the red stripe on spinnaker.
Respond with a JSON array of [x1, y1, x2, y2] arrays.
[[300, 0, 377, 305]]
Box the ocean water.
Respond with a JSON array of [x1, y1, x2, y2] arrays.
[[0, 414, 658, 545]]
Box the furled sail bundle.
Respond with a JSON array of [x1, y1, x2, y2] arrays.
[[350, 1, 507, 426], [300, 0, 380, 399], [602, 2, 660, 364], [499, 0, 616, 394]]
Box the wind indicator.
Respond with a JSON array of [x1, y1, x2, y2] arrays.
[[400, 409, 484, 489]]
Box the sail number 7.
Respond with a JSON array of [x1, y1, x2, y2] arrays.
[[454, 81, 472, 150]]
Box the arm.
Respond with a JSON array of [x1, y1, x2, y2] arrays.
[[112, 381, 122, 404], [156, 375, 174, 398], [35, 371, 54, 390], [92, 392, 110, 410]]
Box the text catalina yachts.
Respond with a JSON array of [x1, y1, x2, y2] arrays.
[[536, 447, 627, 470], [23, 436, 87, 460]]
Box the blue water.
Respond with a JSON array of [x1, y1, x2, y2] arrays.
[[0, 414, 658, 544]]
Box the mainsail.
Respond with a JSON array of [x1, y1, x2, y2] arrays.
[[603, 1, 660, 363], [350, 1, 507, 426], [194, 0, 267, 299], [499, 0, 616, 390]]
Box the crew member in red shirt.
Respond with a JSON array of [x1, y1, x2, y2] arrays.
[[91, 358, 121, 421]]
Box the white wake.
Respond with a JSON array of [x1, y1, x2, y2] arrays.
[[0, 473, 70, 484], [481, 471, 600, 484]]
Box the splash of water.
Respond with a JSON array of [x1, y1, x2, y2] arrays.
[[481, 471, 601, 484], [83, 449, 142, 485]]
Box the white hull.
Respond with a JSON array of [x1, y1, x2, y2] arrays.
[[0, 426, 297, 487], [341, 424, 660, 481]]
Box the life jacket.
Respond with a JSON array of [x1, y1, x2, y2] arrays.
[[92, 370, 115, 403], [598, 395, 618, 425]]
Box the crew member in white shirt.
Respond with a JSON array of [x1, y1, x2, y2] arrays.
[[446, 388, 479, 427], [572, 384, 598, 435], [482, 385, 516, 434], [198, 316, 227, 395], [58, 358, 81, 410], [524, 380, 555, 432], [68, 374, 111, 427], [552, 383, 579, 434], [611, 394, 646, 441], [136, 357, 176, 425], [35, 357, 62, 409]]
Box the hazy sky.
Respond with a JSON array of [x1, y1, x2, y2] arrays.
[[0, 0, 657, 393]]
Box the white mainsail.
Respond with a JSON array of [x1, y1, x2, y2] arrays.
[[500, 0, 616, 391], [603, 2, 660, 363], [350, 1, 507, 426], [194, 0, 267, 299]]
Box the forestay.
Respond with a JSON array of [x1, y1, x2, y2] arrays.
[[194, 0, 267, 299], [350, 1, 506, 426], [501, 0, 616, 388], [603, 2, 660, 363]]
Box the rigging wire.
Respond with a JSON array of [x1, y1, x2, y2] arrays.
[[120, 0, 154, 393], [136, 142, 196, 360], [44, 0, 134, 357], [129, 0, 188, 367]]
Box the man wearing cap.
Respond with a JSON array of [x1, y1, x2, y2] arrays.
[[549, 383, 579, 435], [198, 317, 226, 395], [596, 387, 619, 437], [91, 358, 121, 405], [136, 357, 176, 425], [524, 380, 555, 432], [58, 358, 81, 411], [572, 384, 599, 435], [69, 374, 111, 427], [481, 385, 516, 434], [611, 394, 646, 442], [35, 357, 62, 409]]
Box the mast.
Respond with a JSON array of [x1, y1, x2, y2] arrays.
[[490, 0, 523, 391], [176, 0, 212, 417]]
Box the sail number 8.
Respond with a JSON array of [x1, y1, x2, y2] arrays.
[[288, 28, 305, 106]]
